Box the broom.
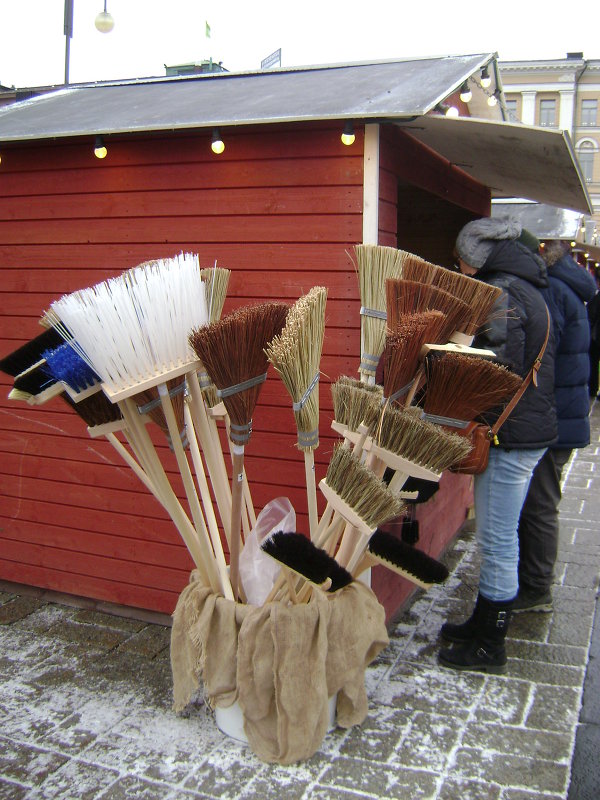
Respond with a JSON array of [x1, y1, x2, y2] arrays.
[[385, 278, 470, 344], [265, 287, 327, 541], [354, 529, 449, 589], [420, 351, 523, 427], [402, 253, 503, 345], [319, 443, 405, 573], [189, 301, 289, 601], [0, 328, 64, 378], [354, 244, 404, 383], [382, 312, 447, 406], [261, 531, 353, 603], [46, 254, 229, 597]]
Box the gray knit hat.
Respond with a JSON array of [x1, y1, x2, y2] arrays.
[[455, 217, 522, 269]]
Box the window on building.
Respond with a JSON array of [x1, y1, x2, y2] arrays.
[[539, 99, 556, 126], [581, 99, 598, 127], [577, 142, 595, 183], [505, 99, 519, 121]]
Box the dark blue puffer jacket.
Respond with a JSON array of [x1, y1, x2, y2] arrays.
[[472, 239, 557, 449], [542, 255, 597, 448]]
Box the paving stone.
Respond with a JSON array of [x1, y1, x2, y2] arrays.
[[505, 659, 584, 687], [318, 758, 438, 799], [23, 758, 120, 800], [548, 613, 594, 647], [96, 775, 173, 800], [438, 777, 501, 800], [44, 618, 131, 652], [116, 624, 171, 658], [182, 744, 261, 799], [0, 596, 47, 625], [337, 706, 409, 760], [502, 791, 563, 800], [73, 609, 148, 632], [461, 722, 572, 763], [17, 603, 79, 634], [389, 710, 462, 772], [525, 684, 581, 733], [0, 780, 29, 800], [308, 787, 380, 800], [562, 563, 600, 591], [472, 679, 531, 726], [452, 746, 569, 794], [383, 662, 484, 717], [0, 737, 68, 785], [507, 640, 586, 667]]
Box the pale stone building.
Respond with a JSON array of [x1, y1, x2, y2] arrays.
[[500, 53, 600, 245]]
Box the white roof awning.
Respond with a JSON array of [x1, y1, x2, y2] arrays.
[[395, 115, 592, 215]]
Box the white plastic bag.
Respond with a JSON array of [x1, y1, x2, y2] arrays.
[[239, 497, 296, 605]]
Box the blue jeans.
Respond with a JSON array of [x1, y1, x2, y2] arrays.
[[474, 446, 546, 602]]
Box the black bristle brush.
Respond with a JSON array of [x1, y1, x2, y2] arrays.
[[361, 529, 449, 588], [0, 328, 64, 378], [261, 531, 353, 594]]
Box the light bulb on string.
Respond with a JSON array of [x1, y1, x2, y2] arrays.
[[211, 129, 225, 154], [341, 121, 355, 146], [459, 82, 472, 103], [480, 67, 492, 88], [94, 135, 107, 159], [95, 1, 115, 33]]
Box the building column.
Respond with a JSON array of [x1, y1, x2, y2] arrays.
[[521, 91, 536, 125], [559, 89, 576, 134]]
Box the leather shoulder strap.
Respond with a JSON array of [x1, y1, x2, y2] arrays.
[[491, 304, 551, 436]]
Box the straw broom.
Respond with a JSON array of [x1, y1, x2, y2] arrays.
[[265, 286, 327, 541], [320, 443, 405, 574], [420, 351, 523, 425], [354, 244, 404, 383], [385, 278, 471, 344], [402, 253, 503, 345], [189, 301, 289, 601], [382, 311, 447, 406]]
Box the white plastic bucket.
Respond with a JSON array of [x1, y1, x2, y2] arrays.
[[215, 694, 338, 743]]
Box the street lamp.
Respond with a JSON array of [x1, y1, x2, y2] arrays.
[[64, 0, 115, 84]]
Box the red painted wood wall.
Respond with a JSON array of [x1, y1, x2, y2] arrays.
[[0, 121, 489, 620]]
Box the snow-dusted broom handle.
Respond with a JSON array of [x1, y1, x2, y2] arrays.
[[229, 445, 246, 601]]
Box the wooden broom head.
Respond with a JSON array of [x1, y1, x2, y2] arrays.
[[325, 443, 405, 529], [188, 301, 289, 441], [200, 266, 231, 323], [422, 351, 523, 422], [265, 287, 327, 451], [385, 278, 471, 344], [376, 402, 473, 473], [367, 530, 449, 584], [61, 391, 123, 428], [354, 244, 405, 379], [383, 311, 446, 403], [261, 531, 353, 592], [331, 376, 382, 433]]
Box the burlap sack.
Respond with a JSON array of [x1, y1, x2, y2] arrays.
[[170, 571, 389, 764]]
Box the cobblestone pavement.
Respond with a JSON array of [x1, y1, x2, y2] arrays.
[[1, 402, 599, 800]]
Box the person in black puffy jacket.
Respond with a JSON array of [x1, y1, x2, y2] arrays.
[[514, 238, 597, 613], [438, 217, 557, 675]]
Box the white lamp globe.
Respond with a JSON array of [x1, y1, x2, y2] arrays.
[[95, 11, 115, 33]]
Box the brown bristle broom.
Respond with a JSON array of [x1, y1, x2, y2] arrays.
[[189, 301, 289, 600], [382, 311, 447, 405], [265, 287, 327, 541], [354, 244, 404, 383], [421, 351, 523, 425], [402, 253, 503, 344], [385, 278, 471, 344]]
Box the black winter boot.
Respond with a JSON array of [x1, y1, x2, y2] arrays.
[[438, 595, 514, 675], [440, 593, 483, 643]]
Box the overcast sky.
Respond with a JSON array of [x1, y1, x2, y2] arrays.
[[0, 0, 598, 89]]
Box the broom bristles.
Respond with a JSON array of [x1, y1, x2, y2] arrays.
[[368, 530, 449, 584], [325, 443, 405, 528], [422, 352, 523, 421], [261, 531, 353, 591], [354, 244, 405, 379], [331, 376, 382, 433], [200, 265, 231, 324], [376, 403, 473, 473], [0, 328, 64, 378], [382, 311, 446, 403], [47, 253, 208, 395], [402, 253, 504, 337], [385, 278, 471, 343], [265, 287, 327, 451], [189, 302, 289, 441]]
